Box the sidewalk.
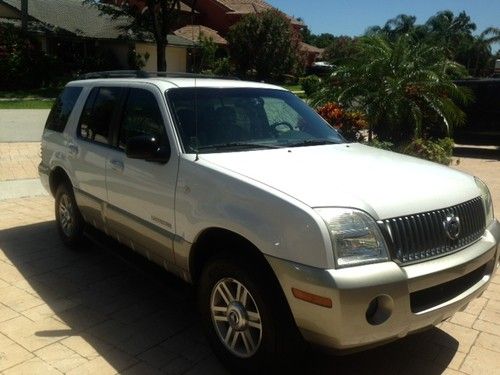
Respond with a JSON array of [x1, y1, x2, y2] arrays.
[[0, 142, 47, 200]]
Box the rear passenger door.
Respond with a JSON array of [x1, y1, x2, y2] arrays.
[[105, 85, 179, 265], [71, 86, 124, 229]]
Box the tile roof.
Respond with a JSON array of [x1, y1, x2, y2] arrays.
[[174, 24, 228, 45], [106, 0, 196, 14], [215, 0, 303, 25], [300, 42, 324, 54], [1, 0, 194, 46], [216, 0, 271, 13]]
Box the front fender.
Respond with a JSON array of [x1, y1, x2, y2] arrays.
[[174, 156, 334, 270]]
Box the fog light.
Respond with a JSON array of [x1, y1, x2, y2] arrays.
[[366, 295, 394, 325]]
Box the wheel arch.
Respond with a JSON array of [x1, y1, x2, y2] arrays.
[[49, 166, 73, 196], [189, 227, 276, 285]]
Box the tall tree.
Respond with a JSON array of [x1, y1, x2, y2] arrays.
[[323, 36, 358, 64], [227, 9, 301, 81], [365, 10, 499, 76], [466, 27, 500, 76], [85, 0, 185, 71], [366, 14, 418, 40], [425, 11, 476, 58]]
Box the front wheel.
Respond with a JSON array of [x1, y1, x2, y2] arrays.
[[55, 183, 85, 248], [198, 255, 305, 374]]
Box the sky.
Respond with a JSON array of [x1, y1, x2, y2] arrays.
[[267, 0, 500, 38]]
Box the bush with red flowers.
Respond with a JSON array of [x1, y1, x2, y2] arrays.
[[316, 102, 368, 141]]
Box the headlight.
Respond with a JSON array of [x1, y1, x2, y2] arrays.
[[316, 208, 389, 268], [475, 177, 494, 225]]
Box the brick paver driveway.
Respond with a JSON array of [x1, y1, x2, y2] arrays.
[[0, 147, 499, 374]]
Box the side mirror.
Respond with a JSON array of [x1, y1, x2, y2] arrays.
[[126, 135, 170, 164]]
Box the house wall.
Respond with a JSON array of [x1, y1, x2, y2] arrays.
[[0, 3, 20, 18], [195, 0, 233, 34], [135, 43, 187, 72]]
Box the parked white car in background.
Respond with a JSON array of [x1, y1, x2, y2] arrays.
[[39, 72, 500, 373]]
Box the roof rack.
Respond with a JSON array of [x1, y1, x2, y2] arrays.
[[78, 70, 240, 80]]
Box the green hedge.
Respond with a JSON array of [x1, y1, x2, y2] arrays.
[[368, 137, 454, 165]]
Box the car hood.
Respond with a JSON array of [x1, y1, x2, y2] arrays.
[[199, 143, 480, 220]]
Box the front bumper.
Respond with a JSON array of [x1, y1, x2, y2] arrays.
[[267, 219, 500, 351], [38, 162, 51, 195]]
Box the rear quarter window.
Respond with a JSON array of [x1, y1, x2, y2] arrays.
[[45, 86, 83, 132]]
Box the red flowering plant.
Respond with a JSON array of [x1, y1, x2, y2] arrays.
[[316, 102, 368, 141]]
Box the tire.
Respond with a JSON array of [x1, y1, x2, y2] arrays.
[[55, 183, 85, 248], [198, 254, 306, 374]]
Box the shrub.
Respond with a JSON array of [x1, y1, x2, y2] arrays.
[[300, 75, 321, 97], [316, 102, 368, 141], [213, 57, 232, 76], [402, 138, 454, 165], [367, 137, 454, 165], [0, 25, 63, 90], [367, 139, 395, 151], [128, 49, 150, 70]]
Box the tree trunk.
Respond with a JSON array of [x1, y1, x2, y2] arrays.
[[21, 0, 28, 34], [157, 40, 167, 72]]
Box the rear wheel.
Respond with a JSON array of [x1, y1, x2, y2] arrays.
[[198, 255, 305, 374], [55, 183, 85, 248]]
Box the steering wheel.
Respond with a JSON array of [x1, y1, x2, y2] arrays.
[[270, 121, 294, 133]]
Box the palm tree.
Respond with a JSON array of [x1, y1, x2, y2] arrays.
[[425, 11, 476, 58], [365, 14, 417, 40], [455, 27, 500, 77], [316, 36, 472, 143], [383, 14, 417, 39], [472, 27, 500, 75]]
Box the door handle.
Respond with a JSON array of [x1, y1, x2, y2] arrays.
[[68, 143, 79, 156], [109, 159, 124, 172]]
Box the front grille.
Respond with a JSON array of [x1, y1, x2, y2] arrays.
[[379, 197, 486, 264]]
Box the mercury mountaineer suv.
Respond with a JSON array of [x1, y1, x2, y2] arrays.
[[39, 71, 500, 373]]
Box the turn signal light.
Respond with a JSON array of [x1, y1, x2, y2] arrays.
[[292, 288, 332, 308]]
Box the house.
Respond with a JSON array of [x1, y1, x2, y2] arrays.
[[0, 0, 195, 72], [106, 0, 323, 65], [0, 0, 323, 73]]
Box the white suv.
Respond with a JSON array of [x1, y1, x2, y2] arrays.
[[40, 73, 500, 373]]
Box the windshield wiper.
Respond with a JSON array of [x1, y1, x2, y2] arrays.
[[286, 139, 340, 148], [196, 142, 281, 151]]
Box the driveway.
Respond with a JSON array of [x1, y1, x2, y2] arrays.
[[0, 149, 499, 374], [0, 110, 50, 142]]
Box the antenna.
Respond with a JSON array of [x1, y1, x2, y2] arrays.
[[190, 0, 199, 161]]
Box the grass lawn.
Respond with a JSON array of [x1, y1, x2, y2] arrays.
[[282, 84, 303, 92], [0, 87, 62, 99], [0, 100, 54, 109]]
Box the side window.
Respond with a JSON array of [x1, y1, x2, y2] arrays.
[[79, 87, 122, 145], [45, 86, 83, 132], [118, 88, 166, 150]]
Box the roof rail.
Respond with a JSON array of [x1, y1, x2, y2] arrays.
[[78, 70, 240, 80]]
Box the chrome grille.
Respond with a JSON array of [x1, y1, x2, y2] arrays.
[[379, 197, 486, 264]]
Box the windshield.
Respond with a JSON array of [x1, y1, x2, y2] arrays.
[[166, 88, 344, 153]]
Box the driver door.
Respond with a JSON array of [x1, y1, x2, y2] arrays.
[[105, 85, 178, 265]]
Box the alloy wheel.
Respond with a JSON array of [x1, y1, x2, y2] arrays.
[[210, 277, 263, 358]]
